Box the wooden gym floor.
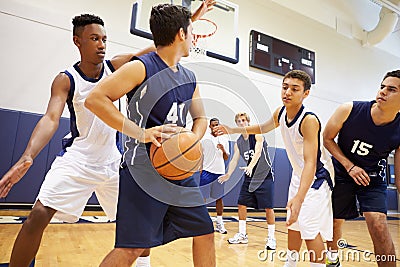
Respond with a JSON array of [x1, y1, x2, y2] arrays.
[[0, 210, 399, 266]]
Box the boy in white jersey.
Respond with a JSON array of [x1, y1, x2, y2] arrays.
[[200, 118, 230, 234], [216, 70, 333, 267], [0, 3, 214, 266]]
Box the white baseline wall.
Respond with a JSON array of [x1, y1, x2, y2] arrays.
[[0, 0, 399, 148]]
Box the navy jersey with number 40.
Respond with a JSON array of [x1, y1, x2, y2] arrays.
[[124, 52, 197, 165], [334, 101, 400, 181]]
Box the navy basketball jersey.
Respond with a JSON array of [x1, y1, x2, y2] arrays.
[[334, 101, 400, 181], [236, 134, 273, 180], [124, 52, 196, 165]]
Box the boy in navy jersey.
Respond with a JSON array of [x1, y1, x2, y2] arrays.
[[0, 2, 214, 266], [324, 70, 400, 267], [85, 4, 215, 267], [216, 70, 334, 267], [218, 112, 276, 250]]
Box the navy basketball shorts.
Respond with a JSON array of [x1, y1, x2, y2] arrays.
[[199, 170, 224, 199], [238, 173, 274, 209], [115, 164, 214, 248], [332, 177, 387, 219]]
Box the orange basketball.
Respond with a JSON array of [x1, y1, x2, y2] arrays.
[[150, 129, 203, 180]]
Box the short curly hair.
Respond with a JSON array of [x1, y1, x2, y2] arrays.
[[283, 70, 312, 91], [72, 14, 104, 36], [382, 70, 400, 82]]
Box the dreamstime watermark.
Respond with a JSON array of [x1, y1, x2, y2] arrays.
[[257, 239, 397, 263]]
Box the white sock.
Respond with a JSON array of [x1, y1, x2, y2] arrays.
[[286, 249, 299, 267], [217, 215, 223, 224], [238, 220, 246, 235], [135, 256, 151, 267], [327, 250, 338, 262], [309, 263, 325, 267], [267, 224, 275, 239]]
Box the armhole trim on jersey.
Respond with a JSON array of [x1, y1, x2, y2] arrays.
[[63, 70, 75, 103], [299, 111, 320, 137], [58, 70, 80, 155], [278, 106, 285, 121], [106, 60, 116, 72]]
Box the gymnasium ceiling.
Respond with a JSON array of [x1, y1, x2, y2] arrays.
[[256, 0, 400, 57]]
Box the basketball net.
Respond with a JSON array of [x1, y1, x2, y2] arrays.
[[189, 18, 217, 60]]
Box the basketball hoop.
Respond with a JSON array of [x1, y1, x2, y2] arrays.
[[190, 18, 217, 58]]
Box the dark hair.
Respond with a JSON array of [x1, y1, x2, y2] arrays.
[[72, 14, 104, 36], [210, 118, 219, 124], [382, 70, 400, 82], [150, 4, 191, 47], [283, 70, 312, 91]]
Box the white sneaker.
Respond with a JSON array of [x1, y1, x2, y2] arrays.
[[215, 222, 227, 234], [228, 232, 248, 244], [265, 237, 276, 250]]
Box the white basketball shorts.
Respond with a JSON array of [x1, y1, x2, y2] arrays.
[[287, 179, 333, 241], [36, 155, 119, 223]]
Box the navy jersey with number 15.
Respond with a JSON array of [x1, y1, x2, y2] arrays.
[[334, 101, 400, 182], [124, 52, 197, 165]]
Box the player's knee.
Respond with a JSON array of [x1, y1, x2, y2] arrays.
[[194, 232, 215, 244], [24, 206, 53, 231], [333, 218, 344, 229], [117, 247, 145, 258], [368, 217, 389, 241]]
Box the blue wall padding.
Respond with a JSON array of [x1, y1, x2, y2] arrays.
[[0, 109, 69, 203], [1, 108, 396, 211]]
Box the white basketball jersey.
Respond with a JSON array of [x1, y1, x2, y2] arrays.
[[62, 61, 121, 165], [278, 106, 334, 189], [201, 131, 230, 174]]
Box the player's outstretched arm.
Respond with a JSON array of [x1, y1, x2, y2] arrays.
[[191, 0, 216, 22], [0, 73, 69, 197], [215, 108, 280, 136], [110, 0, 215, 70], [85, 61, 177, 147], [110, 46, 156, 70]]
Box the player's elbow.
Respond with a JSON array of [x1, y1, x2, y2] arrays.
[[84, 92, 99, 114]]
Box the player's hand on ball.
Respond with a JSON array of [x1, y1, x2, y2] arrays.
[[144, 124, 179, 147]]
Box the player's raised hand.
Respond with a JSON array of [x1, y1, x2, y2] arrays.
[[0, 156, 33, 198], [192, 0, 216, 21]]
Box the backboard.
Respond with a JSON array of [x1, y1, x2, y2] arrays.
[[130, 0, 239, 64]]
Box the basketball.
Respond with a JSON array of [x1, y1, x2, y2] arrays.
[[150, 129, 203, 180]]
